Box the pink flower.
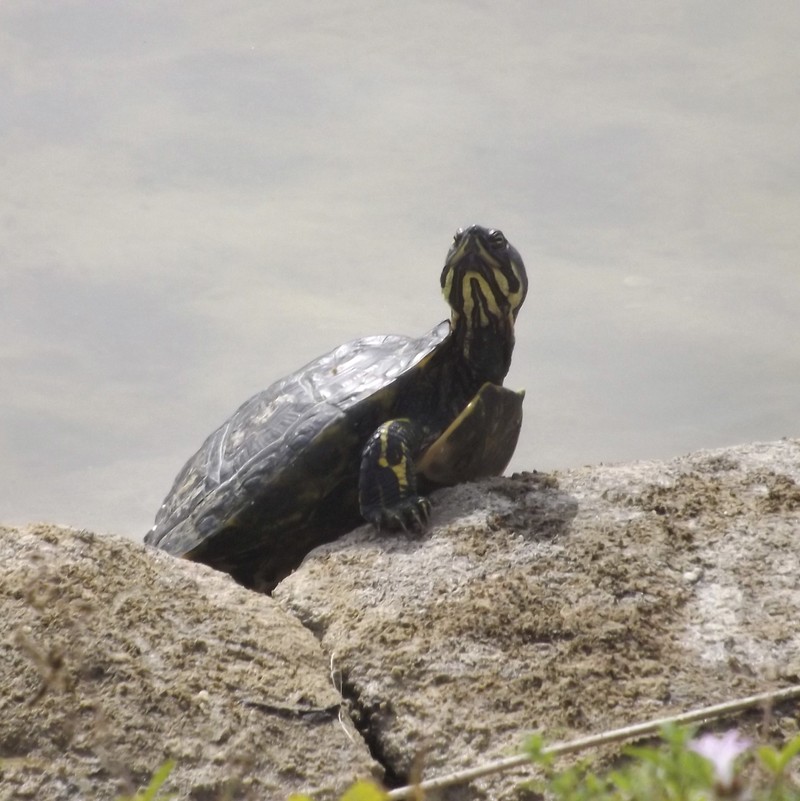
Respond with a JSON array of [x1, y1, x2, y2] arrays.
[[690, 730, 752, 788]]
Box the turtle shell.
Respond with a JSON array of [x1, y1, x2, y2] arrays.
[[146, 321, 454, 576]]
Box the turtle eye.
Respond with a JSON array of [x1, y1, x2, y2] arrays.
[[452, 228, 464, 244], [489, 230, 507, 248]]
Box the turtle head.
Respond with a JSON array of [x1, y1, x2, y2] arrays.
[[440, 225, 527, 380]]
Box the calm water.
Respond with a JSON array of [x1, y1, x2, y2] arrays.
[[2, 2, 799, 538]]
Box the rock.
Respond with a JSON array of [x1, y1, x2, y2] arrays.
[[275, 438, 800, 800], [3, 439, 799, 800], [0, 524, 377, 800]]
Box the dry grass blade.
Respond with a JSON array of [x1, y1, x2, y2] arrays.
[[386, 684, 800, 800]]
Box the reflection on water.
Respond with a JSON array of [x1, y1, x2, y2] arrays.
[[1, 2, 798, 537]]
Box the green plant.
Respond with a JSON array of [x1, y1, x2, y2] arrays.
[[520, 725, 800, 801], [116, 761, 177, 801], [289, 778, 387, 801]]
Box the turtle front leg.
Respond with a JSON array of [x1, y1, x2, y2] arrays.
[[359, 418, 431, 532]]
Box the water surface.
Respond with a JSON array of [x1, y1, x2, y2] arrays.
[[2, 2, 798, 537]]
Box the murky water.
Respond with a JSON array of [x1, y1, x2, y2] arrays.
[[2, 2, 799, 537]]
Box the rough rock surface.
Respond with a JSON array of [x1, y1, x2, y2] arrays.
[[0, 524, 377, 800], [275, 438, 800, 800], [2, 439, 799, 800]]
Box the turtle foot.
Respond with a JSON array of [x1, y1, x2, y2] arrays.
[[365, 495, 431, 533]]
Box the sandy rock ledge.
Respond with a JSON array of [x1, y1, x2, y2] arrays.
[[0, 524, 377, 800], [275, 438, 800, 800], [2, 438, 799, 800]]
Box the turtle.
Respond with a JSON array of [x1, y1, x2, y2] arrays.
[[145, 224, 528, 591]]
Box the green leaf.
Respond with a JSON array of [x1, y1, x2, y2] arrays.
[[775, 734, 800, 773], [524, 732, 553, 767], [758, 745, 783, 776], [758, 734, 800, 779], [117, 760, 176, 801], [608, 768, 633, 793], [340, 779, 388, 801]]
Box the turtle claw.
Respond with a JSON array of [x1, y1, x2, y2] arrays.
[[366, 495, 431, 534]]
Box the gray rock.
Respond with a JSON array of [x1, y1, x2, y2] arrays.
[[0, 524, 377, 800], [3, 439, 798, 800], [275, 438, 800, 800]]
